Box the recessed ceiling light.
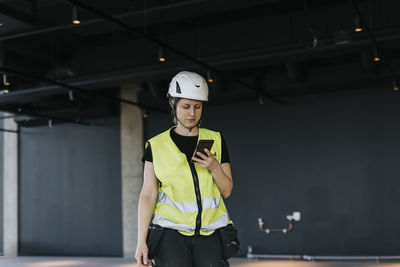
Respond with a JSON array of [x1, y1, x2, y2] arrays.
[[207, 70, 213, 83], [158, 47, 166, 62], [354, 14, 362, 32], [72, 6, 80, 24]]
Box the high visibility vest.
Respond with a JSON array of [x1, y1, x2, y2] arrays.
[[146, 127, 231, 236]]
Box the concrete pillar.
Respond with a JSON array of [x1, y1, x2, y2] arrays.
[[2, 113, 18, 256], [120, 84, 144, 258]]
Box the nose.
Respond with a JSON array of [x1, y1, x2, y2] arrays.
[[189, 107, 195, 116]]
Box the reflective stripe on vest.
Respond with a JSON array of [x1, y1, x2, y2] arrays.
[[152, 212, 230, 233], [148, 127, 232, 236], [157, 192, 222, 213], [200, 212, 230, 232]]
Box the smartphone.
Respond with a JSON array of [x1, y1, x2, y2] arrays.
[[192, 140, 214, 160]]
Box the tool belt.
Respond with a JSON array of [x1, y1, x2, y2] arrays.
[[146, 223, 240, 261], [218, 224, 240, 260], [146, 224, 166, 260]]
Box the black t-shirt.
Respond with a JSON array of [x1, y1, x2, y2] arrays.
[[141, 128, 231, 163]]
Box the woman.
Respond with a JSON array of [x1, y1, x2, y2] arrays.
[[135, 71, 234, 267]]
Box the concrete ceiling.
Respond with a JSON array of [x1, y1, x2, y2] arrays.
[[0, 0, 400, 126]]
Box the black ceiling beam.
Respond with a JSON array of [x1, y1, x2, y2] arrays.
[[0, 66, 168, 114], [2, 28, 400, 106], [207, 71, 396, 105], [0, 105, 91, 126], [271, 73, 396, 99], [65, 0, 285, 105]]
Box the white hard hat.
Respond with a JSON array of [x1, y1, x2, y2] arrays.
[[167, 71, 209, 101]]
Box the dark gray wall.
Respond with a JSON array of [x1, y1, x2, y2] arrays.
[[19, 117, 122, 256], [144, 88, 400, 256]]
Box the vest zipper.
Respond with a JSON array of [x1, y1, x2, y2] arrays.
[[188, 160, 202, 236]]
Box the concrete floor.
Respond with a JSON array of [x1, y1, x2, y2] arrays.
[[0, 257, 399, 267]]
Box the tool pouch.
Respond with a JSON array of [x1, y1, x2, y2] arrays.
[[218, 224, 240, 260], [146, 224, 166, 260]]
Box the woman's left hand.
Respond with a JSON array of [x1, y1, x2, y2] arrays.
[[191, 149, 220, 172]]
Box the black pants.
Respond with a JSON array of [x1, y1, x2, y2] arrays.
[[154, 228, 228, 267]]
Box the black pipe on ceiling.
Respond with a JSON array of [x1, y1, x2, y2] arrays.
[[0, 66, 168, 114], [0, 106, 91, 126]]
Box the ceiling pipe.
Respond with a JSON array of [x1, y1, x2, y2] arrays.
[[0, 66, 168, 114], [64, 0, 284, 105], [0, 106, 91, 126]]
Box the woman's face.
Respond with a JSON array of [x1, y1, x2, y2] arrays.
[[175, 98, 203, 128]]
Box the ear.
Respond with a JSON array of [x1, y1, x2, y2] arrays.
[[168, 97, 176, 109], [170, 97, 181, 105]]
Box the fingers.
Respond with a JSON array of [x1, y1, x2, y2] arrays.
[[140, 254, 145, 266], [143, 251, 148, 265], [135, 242, 151, 266], [138, 259, 151, 267], [196, 150, 209, 160], [192, 149, 218, 171], [191, 157, 205, 167], [136, 252, 150, 267], [204, 148, 213, 157], [191, 152, 206, 163], [191, 155, 201, 163]]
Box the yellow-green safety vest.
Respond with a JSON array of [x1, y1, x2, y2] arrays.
[[146, 127, 231, 236]]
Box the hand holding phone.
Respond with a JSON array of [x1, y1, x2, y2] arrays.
[[192, 140, 214, 160]]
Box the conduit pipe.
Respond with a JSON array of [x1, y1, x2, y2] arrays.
[[0, 66, 167, 114], [246, 247, 400, 262]]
